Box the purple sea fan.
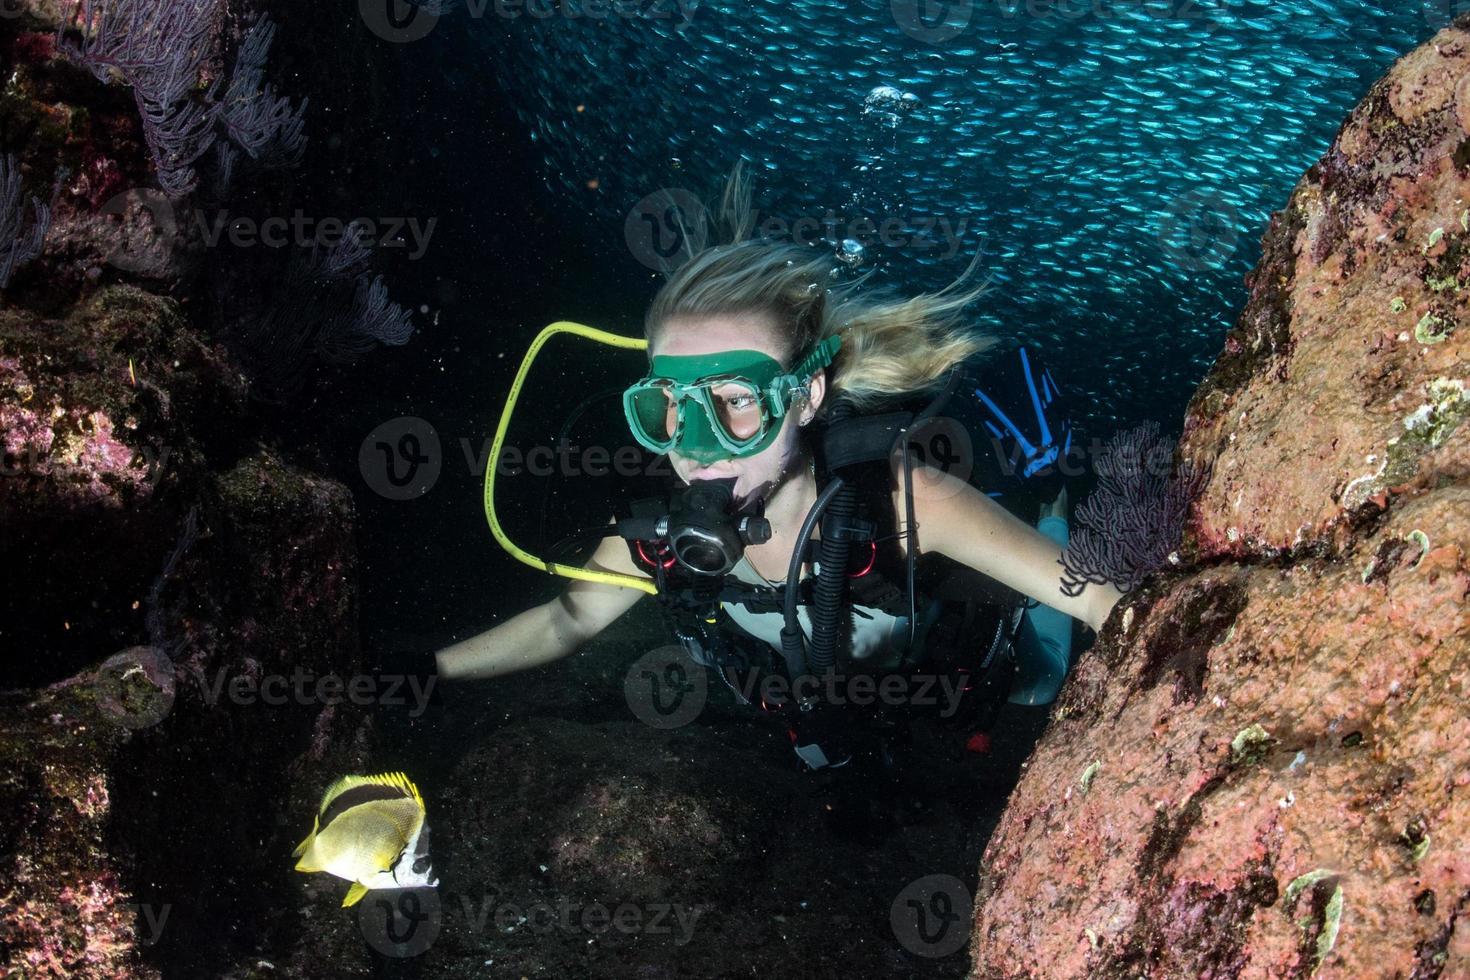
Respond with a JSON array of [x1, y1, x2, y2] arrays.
[[1, 154, 52, 290], [60, 0, 225, 196], [229, 222, 416, 399], [220, 16, 308, 166], [1059, 421, 1210, 597]]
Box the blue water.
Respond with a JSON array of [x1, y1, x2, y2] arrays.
[[444, 0, 1447, 430]]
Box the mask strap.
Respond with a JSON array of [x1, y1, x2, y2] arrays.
[[767, 334, 843, 417]]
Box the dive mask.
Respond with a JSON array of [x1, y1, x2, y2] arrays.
[[623, 335, 842, 464]]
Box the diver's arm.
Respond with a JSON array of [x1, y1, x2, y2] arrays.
[[895, 462, 1126, 634], [434, 530, 651, 681]]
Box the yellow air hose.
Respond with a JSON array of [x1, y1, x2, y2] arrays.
[[482, 321, 660, 595]]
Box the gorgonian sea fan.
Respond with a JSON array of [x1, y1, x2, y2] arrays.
[[61, 3, 307, 197], [220, 16, 308, 167], [60, 0, 225, 197], [1059, 421, 1210, 597], [233, 221, 416, 399], [0, 154, 52, 291]]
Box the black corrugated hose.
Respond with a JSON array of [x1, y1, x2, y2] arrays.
[[805, 395, 858, 676]]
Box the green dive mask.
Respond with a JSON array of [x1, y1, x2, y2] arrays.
[[623, 335, 842, 465]]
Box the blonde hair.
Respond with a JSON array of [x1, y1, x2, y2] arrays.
[[644, 162, 997, 413]]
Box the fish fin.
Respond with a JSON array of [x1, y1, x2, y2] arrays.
[[291, 812, 321, 859], [374, 771, 425, 810], [343, 882, 371, 907], [318, 772, 425, 815]]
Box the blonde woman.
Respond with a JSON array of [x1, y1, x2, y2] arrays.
[[438, 169, 1125, 774]]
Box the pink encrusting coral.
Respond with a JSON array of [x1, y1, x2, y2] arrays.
[[0, 390, 151, 505], [970, 16, 1470, 980]]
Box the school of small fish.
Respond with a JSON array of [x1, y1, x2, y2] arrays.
[[472, 0, 1443, 432]]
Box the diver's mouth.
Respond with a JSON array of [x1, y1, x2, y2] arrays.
[[687, 466, 739, 481]]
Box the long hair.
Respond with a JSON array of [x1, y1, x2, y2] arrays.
[[644, 162, 997, 413]]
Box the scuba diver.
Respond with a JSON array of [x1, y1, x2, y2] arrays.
[[436, 172, 1126, 828]]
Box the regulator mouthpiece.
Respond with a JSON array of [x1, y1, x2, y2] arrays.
[[663, 478, 771, 576]]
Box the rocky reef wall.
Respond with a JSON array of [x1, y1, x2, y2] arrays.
[[0, 2, 382, 975], [969, 16, 1470, 980]]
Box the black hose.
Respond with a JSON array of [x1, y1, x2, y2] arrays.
[[806, 396, 859, 675], [780, 475, 846, 678]]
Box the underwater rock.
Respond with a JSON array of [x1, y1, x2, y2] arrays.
[[0, 674, 158, 979], [1181, 17, 1470, 562], [0, 286, 250, 687], [971, 18, 1470, 980], [1, 4, 376, 976]]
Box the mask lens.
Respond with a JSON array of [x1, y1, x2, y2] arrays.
[[707, 380, 765, 445], [629, 381, 678, 446]]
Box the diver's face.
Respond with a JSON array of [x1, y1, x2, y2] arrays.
[[651, 313, 821, 509]]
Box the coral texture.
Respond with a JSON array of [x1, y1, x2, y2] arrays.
[[970, 17, 1470, 980], [1, 2, 372, 976]]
